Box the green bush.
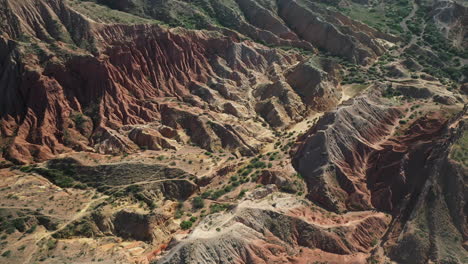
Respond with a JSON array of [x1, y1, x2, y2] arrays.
[[201, 191, 212, 199], [210, 204, 228, 214], [71, 113, 87, 129], [26, 225, 37, 234], [12, 218, 26, 232], [192, 197, 204, 209], [180, 221, 193, 230], [174, 210, 183, 219], [46, 239, 57, 250], [237, 189, 247, 198], [29, 167, 75, 188], [210, 189, 226, 200]]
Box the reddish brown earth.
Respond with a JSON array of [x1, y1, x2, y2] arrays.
[[0, 0, 466, 264]]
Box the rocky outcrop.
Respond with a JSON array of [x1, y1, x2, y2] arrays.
[[54, 208, 178, 246], [285, 58, 342, 110], [0, 0, 315, 163], [93, 209, 178, 243], [276, 0, 394, 65], [292, 93, 403, 212], [46, 158, 198, 200], [155, 192, 391, 264], [95, 0, 396, 65], [2, 0, 391, 163], [379, 108, 468, 264], [128, 126, 177, 150], [432, 0, 468, 48], [292, 92, 467, 263]]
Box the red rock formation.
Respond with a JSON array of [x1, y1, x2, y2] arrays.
[[292, 92, 403, 212], [1, 0, 318, 163], [293, 97, 467, 263], [155, 192, 391, 264]]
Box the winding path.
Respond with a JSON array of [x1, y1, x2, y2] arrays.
[[399, 0, 419, 52]]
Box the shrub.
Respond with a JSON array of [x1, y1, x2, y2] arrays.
[[223, 185, 233, 193], [201, 191, 212, 199], [46, 239, 57, 250], [71, 113, 87, 129], [192, 197, 204, 209], [26, 225, 37, 234], [210, 204, 228, 214], [210, 189, 226, 200], [12, 218, 26, 232], [230, 175, 238, 182], [174, 210, 183, 219], [1, 250, 11, 257], [237, 189, 247, 198], [180, 221, 193, 230], [29, 167, 75, 188]]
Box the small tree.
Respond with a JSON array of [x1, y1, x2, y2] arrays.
[[192, 196, 204, 209], [180, 221, 193, 230]]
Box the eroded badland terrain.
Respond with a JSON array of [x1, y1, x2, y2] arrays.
[[0, 0, 467, 263]]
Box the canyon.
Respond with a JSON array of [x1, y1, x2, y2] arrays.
[[0, 0, 466, 264]]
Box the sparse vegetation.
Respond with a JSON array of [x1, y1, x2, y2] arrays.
[[19, 166, 78, 189], [451, 131, 468, 166], [210, 203, 228, 214]]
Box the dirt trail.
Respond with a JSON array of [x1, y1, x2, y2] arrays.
[[400, 0, 419, 52], [112, 178, 192, 189], [21, 191, 107, 264], [304, 212, 388, 229]]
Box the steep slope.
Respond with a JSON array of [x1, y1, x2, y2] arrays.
[[432, 0, 468, 48], [380, 109, 468, 264], [292, 94, 467, 263], [0, 0, 466, 264], [292, 91, 403, 212], [1, 0, 346, 164], [94, 0, 397, 64], [155, 190, 391, 264]]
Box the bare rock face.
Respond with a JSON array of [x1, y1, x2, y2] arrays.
[[94, 209, 178, 243], [99, 0, 396, 66], [292, 96, 467, 263], [292, 93, 403, 212], [0, 0, 398, 164], [275, 0, 395, 65], [380, 109, 468, 264], [395, 85, 433, 99], [432, 0, 468, 48], [155, 193, 391, 264], [285, 58, 342, 111], [128, 127, 177, 151], [461, 83, 468, 95], [0, 0, 309, 163]]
